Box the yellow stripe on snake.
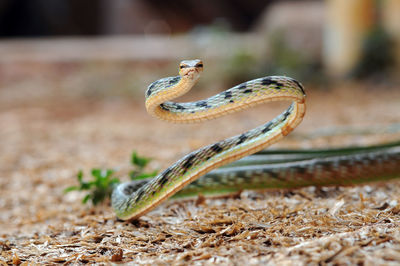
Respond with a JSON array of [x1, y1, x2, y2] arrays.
[[111, 59, 400, 221]]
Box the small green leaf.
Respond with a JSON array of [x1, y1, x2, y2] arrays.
[[131, 151, 151, 168], [63, 186, 79, 193], [77, 170, 83, 182], [82, 194, 91, 204], [105, 169, 114, 178], [80, 182, 91, 190], [91, 169, 102, 178], [130, 170, 158, 180]]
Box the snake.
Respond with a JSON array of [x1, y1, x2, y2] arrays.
[[111, 59, 400, 221]]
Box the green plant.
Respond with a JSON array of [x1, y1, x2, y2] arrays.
[[64, 151, 158, 205], [129, 151, 158, 180], [64, 169, 120, 205]]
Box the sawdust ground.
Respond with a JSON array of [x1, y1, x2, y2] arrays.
[[1, 76, 400, 264]]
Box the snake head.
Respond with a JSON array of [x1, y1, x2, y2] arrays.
[[179, 59, 203, 79]]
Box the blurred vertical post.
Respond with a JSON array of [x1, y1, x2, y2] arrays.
[[323, 0, 374, 77], [382, 0, 400, 70]]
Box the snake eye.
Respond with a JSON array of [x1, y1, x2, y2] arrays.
[[195, 63, 203, 68], [180, 64, 188, 69]]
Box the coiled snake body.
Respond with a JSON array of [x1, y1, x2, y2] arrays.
[[112, 59, 400, 221]]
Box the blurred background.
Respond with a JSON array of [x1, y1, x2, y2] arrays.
[[0, 0, 399, 104]]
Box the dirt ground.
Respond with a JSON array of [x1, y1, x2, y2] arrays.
[[1, 68, 400, 265]]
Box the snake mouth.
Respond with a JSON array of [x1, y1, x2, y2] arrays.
[[183, 67, 202, 78], [179, 59, 204, 78]]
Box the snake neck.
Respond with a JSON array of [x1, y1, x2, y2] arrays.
[[145, 75, 198, 118], [146, 76, 306, 124]]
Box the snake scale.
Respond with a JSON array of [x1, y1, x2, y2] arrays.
[[111, 59, 400, 221]]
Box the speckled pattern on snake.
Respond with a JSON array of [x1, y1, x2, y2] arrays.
[[111, 59, 400, 221]]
